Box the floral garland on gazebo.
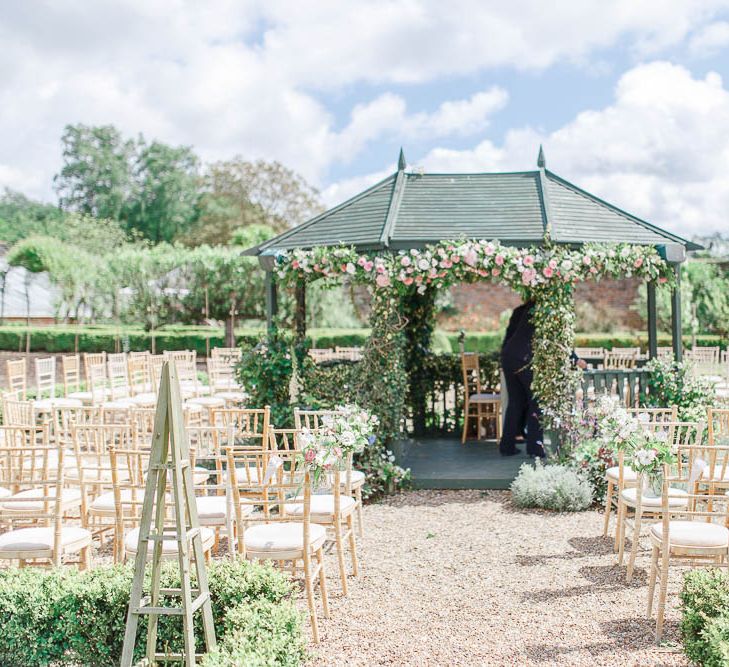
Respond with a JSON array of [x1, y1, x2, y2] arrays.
[[274, 239, 674, 447]]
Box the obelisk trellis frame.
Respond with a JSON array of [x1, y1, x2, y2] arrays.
[[121, 361, 216, 667], [247, 147, 697, 362]]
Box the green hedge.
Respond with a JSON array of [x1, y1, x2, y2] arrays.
[[0, 324, 725, 355], [0, 559, 305, 666], [680, 569, 729, 665]]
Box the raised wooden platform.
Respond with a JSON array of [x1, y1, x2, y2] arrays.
[[392, 435, 530, 490]]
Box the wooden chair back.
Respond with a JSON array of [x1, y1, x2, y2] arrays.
[[211, 347, 242, 363], [627, 406, 678, 424], [3, 398, 35, 426], [83, 352, 107, 384], [335, 346, 363, 361], [62, 355, 82, 395], [210, 407, 270, 445], [149, 355, 165, 390], [6, 359, 26, 400], [656, 347, 674, 360], [207, 357, 238, 392], [128, 356, 150, 396], [461, 352, 482, 396], [163, 350, 196, 365], [574, 347, 605, 360], [603, 351, 637, 369], [709, 408, 729, 445], [294, 408, 344, 431], [35, 357, 56, 399], [107, 357, 130, 401]]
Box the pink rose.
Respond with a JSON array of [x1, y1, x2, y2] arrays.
[[634, 257, 643, 268], [463, 249, 478, 267], [364, 261, 374, 271], [357, 256, 366, 266], [523, 255, 534, 266], [402, 277, 414, 285], [543, 266, 554, 278], [304, 449, 316, 463], [376, 265, 385, 274], [495, 254, 504, 266], [484, 243, 495, 255], [340, 264, 347, 272], [451, 255, 460, 263], [491, 268, 501, 277], [440, 260, 452, 268], [292, 260, 300, 269], [658, 277, 668, 284], [548, 259, 558, 269], [375, 273, 391, 287], [401, 256, 411, 267], [582, 255, 592, 265], [590, 266, 598, 274]]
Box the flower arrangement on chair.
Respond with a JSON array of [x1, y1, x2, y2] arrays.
[[631, 432, 675, 497]]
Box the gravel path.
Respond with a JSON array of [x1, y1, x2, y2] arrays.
[[308, 490, 689, 667]]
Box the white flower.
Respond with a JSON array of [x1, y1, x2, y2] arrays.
[[340, 431, 356, 448], [417, 258, 430, 271]]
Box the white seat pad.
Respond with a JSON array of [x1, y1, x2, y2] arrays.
[[606, 466, 637, 482], [89, 489, 156, 513], [214, 391, 247, 403], [193, 467, 211, 485], [196, 496, 228, 520], [469, 393, 500, 401], [0, 526, 91, 553], [124, 526, 215, 554], [328, 470, 366, 487], [187, 396, 226, 408], [102, 399, 136, 409], [67, 391, 94, 402], [0, 487, 10, 498], [620, 487, 688, 507], [1, 487, 81, 511], [650, 520, 729, 548], [130, 393, 157, 407], [244, 522, 326, 553], [33, 397, 84, 411], [284, 494, 356, 517]]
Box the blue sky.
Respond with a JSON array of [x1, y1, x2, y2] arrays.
[[1, 1, 729, 236]]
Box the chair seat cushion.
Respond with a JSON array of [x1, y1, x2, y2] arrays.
[[606, 466, 637, 482], [124, 526, 215, 556], [0, 487, 10, 498], [187, 396, 226, 408], [67, 390, 94, 402], [33, 397, 84, 411], [650, 521, 729, 548], [195, 496, 228, 520], [469, 393, 500, 402], [284, 494, 356, 518], [102, 399, 136, 410], [620, 487, 688, 507], [214, 391, 247, 403], [243, 522, 326, 554], [0, 526, 91, 553], [1, 487, 81, 511], [89, 489, 153, 514], [328, 469, 365, 487], [213, 381, 242, 391], [130, 392, 157, 407]]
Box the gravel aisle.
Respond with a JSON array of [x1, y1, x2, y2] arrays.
[[309, 490, 689, 667]]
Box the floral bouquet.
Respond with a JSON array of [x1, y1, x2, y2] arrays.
[[630, 431, 675, 496], [321, 404, 379, 454], [297, 427, 343, 487], [590, 395, 641, 451]]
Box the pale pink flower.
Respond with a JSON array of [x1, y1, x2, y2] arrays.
[[634, 257, 643, 268], [375, 273, 391, 287], [491, 268, 501, 277], [484, 243, 495, 255], [548, 259, 558, 269], [363, 260, 374, 271], [345, 262, 356, 275], [463, 249, 478, 266], [495, 254, 505, 266], [403, 276, 414, 285], [582, 255, 592, 265], [543, 266, 554, 278], [304, 449, 316, 463], [523, 255, 534, 267], [401, 256, 411, 267]]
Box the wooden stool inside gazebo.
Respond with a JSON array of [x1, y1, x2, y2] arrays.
[[461, 352, 501, 443]]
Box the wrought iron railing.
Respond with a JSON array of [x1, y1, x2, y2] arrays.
[[580, 368, 652, 407]]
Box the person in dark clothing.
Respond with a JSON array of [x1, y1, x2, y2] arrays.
[[499, 300, 545, 458]]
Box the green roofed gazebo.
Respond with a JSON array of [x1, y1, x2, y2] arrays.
[[244, 147, 698, 360]]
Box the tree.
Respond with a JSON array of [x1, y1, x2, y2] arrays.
[[54, 124, 135, 220], [0, 189, 66, 244], [195, 158, 322, 236], [124, 141, 200, 243]]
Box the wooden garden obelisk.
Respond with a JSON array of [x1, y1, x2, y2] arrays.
[[121, 361, 216, 666]]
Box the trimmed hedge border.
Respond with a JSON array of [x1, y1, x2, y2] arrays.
[[0, 559, 305, 667], [0, 324, 724, 355]]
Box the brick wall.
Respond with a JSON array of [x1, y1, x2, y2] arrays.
[[438, 277, 644, 331]]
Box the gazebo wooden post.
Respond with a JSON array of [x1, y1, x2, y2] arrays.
[[671, 264, 683, 362], [294, 279, 306, 340], [264, 269, 278, 332], [646, 281, 658, 359]]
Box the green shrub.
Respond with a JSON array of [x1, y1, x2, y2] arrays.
[[0, 559, 304, 667], [680, 569, 729, 666], [510, 461, 592, 511], [644, 357, 716, 422]]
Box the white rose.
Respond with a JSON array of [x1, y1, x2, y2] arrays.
[[340, 431, 356, 448]]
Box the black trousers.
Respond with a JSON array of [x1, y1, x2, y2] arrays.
[[499, 365, 544, 455]]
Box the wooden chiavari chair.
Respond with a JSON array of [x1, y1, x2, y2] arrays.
[[603, 350, 638, 369], [603, 406, 678, 539], [227, 447, 329, 643], [709, 408, 729, 445], [83, 352, 107, 388], [211, 406, 270, 446], [207, 357, 246, 406], [617, 421, 705, 581], [108, 444, 214, 564], [33, 357, 83, 413], [647, 443, 729, 640], [127, 356, 157, 407], [62, 354, 94, 404], [0, 424, 91, 568], [295, 407, 366, 537], [461, 352, 501, 443], [6, 358, 26, 400]]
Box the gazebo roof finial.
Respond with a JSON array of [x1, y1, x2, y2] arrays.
[[537, 145, 546, 169], [398, 147, 407, 171]]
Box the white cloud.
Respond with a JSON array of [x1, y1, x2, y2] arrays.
[[410, 62, 729, 235], [0, 0, 728, 213], [689, 20, 729, 55]]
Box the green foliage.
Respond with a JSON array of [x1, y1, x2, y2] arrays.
[[635, 259, 729, 336], [644, 357, 716, 422], [0, 189, 66, 245], [55, 123, 136, 221], [569, 438, 616, 504], [237, 325, 313, 427], [680, 569, 729, 666], [0, 559, 303, 667], [510, 461, 593, 511], [230, 222, 277, 249]]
